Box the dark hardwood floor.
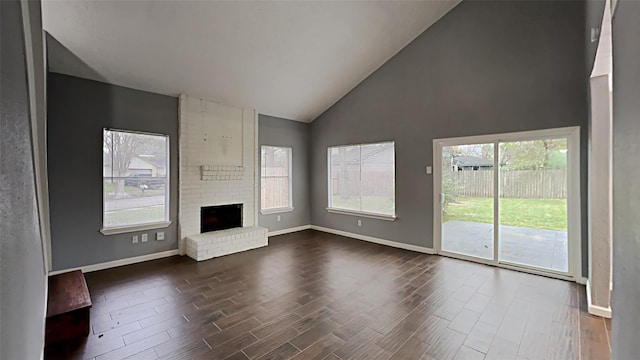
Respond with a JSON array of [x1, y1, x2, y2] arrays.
[[46, 230, 611, 360]]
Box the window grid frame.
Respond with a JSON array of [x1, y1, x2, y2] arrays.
[[101, 128, 171, 234], [260, 145, 293, 213], [327, 141, 396, 219]]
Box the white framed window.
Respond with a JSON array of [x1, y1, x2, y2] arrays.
[[261, 146, 293, 214], [328, 141, 396, 220], [101, 129, 171, 235]]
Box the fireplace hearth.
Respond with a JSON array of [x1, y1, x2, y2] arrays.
[[201, 204, 242, 233]]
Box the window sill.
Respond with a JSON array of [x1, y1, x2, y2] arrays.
[[260, 207, 294, 215], [100, 221, 172, 235], [326, 208, 397, 221]]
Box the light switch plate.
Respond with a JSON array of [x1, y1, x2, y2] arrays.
[[132, 235, 138, 244], [141, 233, 148, 242], [156, 232, 165, 241], [426, 166, 432, 174]]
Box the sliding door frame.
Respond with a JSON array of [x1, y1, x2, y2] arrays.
[[433, 126, 581, 282]]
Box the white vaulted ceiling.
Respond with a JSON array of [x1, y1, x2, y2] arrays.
[[42, 0, 460, 122]]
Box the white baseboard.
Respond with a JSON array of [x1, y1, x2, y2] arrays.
[[310, 225, 434, 254], [268, 225, 311, 237], [49, 249, 180, 275], [586, 279, 612, 318], [588, 303, 612, 318]]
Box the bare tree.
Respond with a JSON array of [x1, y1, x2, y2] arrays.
[[499, 139, 567, 170], [104, 130, 142, 197]]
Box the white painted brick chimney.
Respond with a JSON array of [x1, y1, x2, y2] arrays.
[[178, 95, 260, 255]]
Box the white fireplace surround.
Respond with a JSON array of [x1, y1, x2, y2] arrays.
[[185, 226, 267, 261], [178, 95, 267, 260]]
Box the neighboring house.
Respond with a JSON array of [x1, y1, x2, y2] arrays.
[[103, 154, 166, 177], [129, 156, 166, 177], [452, 155, 494, 171]]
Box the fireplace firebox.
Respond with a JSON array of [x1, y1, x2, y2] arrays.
[[200, 204, 242, 233]]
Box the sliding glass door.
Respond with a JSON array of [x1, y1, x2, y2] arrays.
[[434, 128, 579, 279], [441, 143, 495, 261], [498, 139, 568, 272]]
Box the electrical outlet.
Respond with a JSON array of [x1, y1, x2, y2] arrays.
[[276, 215, 281, 222], [156, 232, 165, 241], [141, 233, 148, 242], [132, 235, 138, 244], [357, 219, 362, 227], [426, 166, 432, 174]]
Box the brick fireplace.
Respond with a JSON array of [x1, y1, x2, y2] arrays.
[[178, 95, 267, 261]]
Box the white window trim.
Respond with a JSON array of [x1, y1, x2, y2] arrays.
[[100, 221, 172, 235], [102, 128, 170, 233], [326, 208, 397, 221], [260, 145, 293, 212], [327, 141, 396, 219], [260, 207, 294, 215]]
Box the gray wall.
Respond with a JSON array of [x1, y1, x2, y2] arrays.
[[1, 0, 48, 358], [612, 1, 640, 357], [46, 33, 106, 84], [47, 73, 179, 271], [258, 114, 311, 232], [585, 0, 607, 75], [310, 0, 589, 274]]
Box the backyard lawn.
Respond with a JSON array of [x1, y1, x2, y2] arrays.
[[444, 196, 567, 231]]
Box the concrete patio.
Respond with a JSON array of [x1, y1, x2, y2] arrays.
[[442, 220, 568, 272]]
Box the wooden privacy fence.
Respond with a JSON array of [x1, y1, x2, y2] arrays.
[[261, 167, 289, 209], [261, 178, 289, 208], [449, 169, 567, 199]]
